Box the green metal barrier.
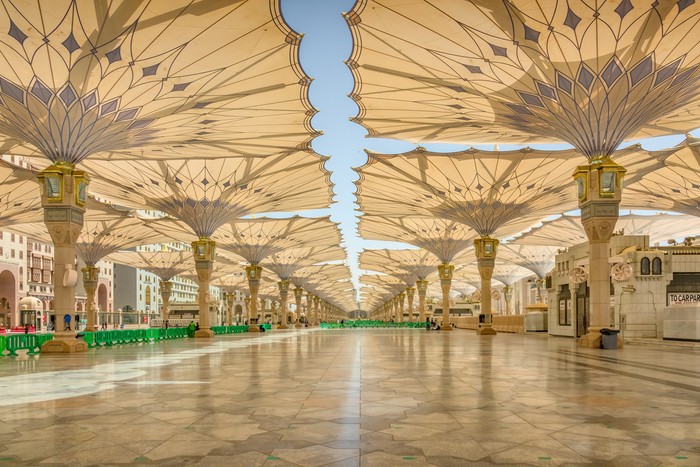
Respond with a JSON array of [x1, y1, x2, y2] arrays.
[[3, 334, 54, 356], [82, 328, 190, 348], [320, 321, 426, 329], [212, 325, 249, 334]]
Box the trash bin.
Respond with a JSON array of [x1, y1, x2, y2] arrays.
[[600, 328, 620, 349]]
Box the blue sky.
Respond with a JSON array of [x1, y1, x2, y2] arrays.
[[281, 0, 699, 301]]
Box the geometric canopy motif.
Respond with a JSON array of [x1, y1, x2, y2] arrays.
[[81, 152, 333, 237], [6, 201, 172, 265], [355, 145, 665, 238], [213, 216, 342, 265], [513, 212, 700, 247], [0, 0, 317, 163], [623, 136, 700, 216], [358, 215, 477, 264], [347, 1, 700, 157], [0, 159, 42, 228], [105, 250, 192, 282], [263, 244, 347, 280], [497, 244, 560, 279], [359, 249, 437, 281]]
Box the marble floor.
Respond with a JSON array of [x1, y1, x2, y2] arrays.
[[0, 329, 699, 466]]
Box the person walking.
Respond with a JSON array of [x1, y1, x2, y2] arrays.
[[187, 320, 196, 337]]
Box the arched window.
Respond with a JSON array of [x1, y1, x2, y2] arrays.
[[641, 257, 651, 275], [145, 286, 152, 306], [652, 257, 662, 275]]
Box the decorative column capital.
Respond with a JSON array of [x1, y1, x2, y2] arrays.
[[246, 264, 263, 284], [81, 265, 99, 289], [438, 263, 454, 284], [573, 156, 626, 242], [293, 286, 304, 301], [416, 280, 428, 293]]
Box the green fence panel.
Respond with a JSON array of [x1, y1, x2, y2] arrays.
[[0, 335, 6, 355], [4, 334, 53, 356]]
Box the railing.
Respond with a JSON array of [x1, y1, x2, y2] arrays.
[[0, 334, 54, 356], [81, 328, 189, 348], [211, 325, 249, 334]]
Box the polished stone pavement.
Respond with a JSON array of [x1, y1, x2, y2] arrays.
[[0, 329, 699, 466]]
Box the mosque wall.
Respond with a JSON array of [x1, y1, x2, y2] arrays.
[[548, 235, 700, 340]]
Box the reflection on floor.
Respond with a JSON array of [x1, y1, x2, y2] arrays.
[[0, 329, 699, 466]]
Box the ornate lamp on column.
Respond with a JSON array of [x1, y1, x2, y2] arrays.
[[437, 263, 454, 331], [38, 163, 89, 353], [246, 265, 263, 332], [573, 156, 626, 348], [192, 237, 216, 337], [416, 280, 428, 323], [474, 236, 498, 335]]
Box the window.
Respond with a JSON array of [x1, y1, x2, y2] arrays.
[[19, 251, 23, 259], [10, 249, 14, 258], [652, 257, 662, 275], [641, 257, 650, 275], [10, 233, 14, 242]]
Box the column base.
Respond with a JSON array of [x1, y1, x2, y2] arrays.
[[194, 329, 215, 338], [477, 324, 497, 336], [41, 336, 88, 353], [278, 324, 288, 329], [441, 325, 453, 331], [294, 323, 302, 328], [248, 325, 261, 332]]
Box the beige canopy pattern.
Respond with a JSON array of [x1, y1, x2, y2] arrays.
[[490, 264, 535, 287], [81, 152, 333, 237], [355, 145, 671, 238], [358, 215, 477, 263], [212, 273, 250, 293], [497, 244, 560, 279], [624, 137, 700, 217], [0, 0, 317, 164], [214, 216, 341, 265], [105, 250, 192, 281], [346, 1, 700, 156], [515, 212, 700, 247], [0, 159, 43, 227], [7, 201, 172, 264], [264, 244, 347, 280], [359, 249, 437, 281]]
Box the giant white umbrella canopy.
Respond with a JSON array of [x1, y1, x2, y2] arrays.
[[7, 200, 173, 265], [354, 138, 672, 333], [345, 1, 700, 152], [79, 155, 333, 335], [82, 152, 334, 238], [0, 159, 43, 228], [358, 215, 477, 324], [106, 250, 192, 321], [212, 216, 344, 330], [263, 243, 346, 328], [105, 251, 192, 282], [0, 1, 322, 342], [358, 216, 477, 264], [497, 244, 560, 302], [346, 0, 700, 342], [514, 213, 700, 247], [0, 0, 318, 163], [624, 137, 700, 218]]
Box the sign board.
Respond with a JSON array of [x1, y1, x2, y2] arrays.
[[667, 293, 700, 305]]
